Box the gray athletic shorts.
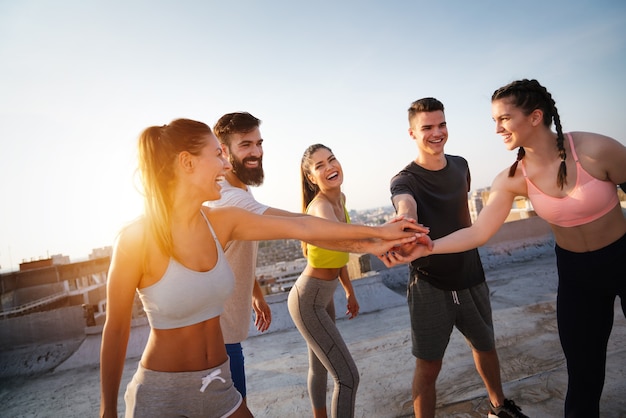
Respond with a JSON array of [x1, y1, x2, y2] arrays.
[[408, 278, 495, 360], [124, 359, 242, 418]]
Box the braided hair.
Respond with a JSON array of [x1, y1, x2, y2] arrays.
[[492, 79, 568, 189]]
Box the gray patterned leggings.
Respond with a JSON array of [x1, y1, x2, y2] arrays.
[[287, 274, 359, 418]]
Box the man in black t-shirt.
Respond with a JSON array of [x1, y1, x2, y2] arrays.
[[389, 98, 527, 418]]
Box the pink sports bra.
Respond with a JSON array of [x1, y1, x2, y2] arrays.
[[521, 133, 618, 227]]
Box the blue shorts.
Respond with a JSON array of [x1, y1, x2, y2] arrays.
[[226, 343, 246, 398]]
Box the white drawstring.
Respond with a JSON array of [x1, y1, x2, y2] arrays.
[[452, 291, 460, 305], [200, 369, 226, 392]]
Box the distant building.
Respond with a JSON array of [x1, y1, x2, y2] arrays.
[[1, 249, 115, 323], [469, 187, 538, 223], [19, 253, 70, 271], [89, 246, 113, 259], [256, 258, 307, 293]]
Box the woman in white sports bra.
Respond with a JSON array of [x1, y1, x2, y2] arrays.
[[381, 79, 626, 418], [99, 119, 427, 418]]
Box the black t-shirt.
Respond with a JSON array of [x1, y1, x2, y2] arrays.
[[390, 155, 485, 291]]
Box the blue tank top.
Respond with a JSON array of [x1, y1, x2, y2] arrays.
[[137, 211, 235, 329]]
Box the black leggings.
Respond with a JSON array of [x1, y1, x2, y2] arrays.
[[555, 233, 626, 418]]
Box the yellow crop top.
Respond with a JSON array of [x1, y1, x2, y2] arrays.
[[306, 202, 351, 268]]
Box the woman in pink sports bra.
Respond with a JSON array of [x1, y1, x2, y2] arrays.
[[381, 79, 626, 418], [99, 119, 427, 418]]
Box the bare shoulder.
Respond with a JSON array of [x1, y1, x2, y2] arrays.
[[202, 205, 249, 221], [202, 205, 260, 244], [306, 197, 331, 217], [109, 217, 147, 285], [116, 217, 146, 254], [570, 131, 626, 179], [491, 164, 527, 198], [570, 131, 624, 158], [201, 205, 234, 233]]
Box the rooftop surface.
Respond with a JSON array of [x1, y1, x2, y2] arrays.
[[1, 248, 625, 417]]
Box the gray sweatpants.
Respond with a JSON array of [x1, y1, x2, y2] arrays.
[[287, 274, 359, 418]]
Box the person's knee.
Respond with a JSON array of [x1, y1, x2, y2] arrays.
[[472, 347, 498, 362], [414, 358, 442, 383], [330, 363, 359, 389]]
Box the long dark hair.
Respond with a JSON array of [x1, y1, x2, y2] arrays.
[[492, 79, 567, 189], [299, 143, 333, 257], [300, 143, 333, 213]]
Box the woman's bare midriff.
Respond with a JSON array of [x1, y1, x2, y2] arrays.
[[140, 317, 228, 372], [551, 204, 626, 252]]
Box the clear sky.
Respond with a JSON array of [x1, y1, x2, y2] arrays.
[[1, 0, 625, 272]]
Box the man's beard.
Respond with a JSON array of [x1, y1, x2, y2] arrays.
[[230, 155, 264, 186]]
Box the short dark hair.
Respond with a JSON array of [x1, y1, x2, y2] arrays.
[[213, 112, 261, 146], [408, 97, 445, 123]]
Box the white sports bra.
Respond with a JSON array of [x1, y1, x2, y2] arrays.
[[137, 210, 235, 329]]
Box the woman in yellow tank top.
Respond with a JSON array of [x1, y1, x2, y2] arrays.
[[287, 144, 360, 418]]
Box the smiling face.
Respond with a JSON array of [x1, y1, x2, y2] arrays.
[[408, 110, 447, 156], [491, 98, 537, 150], [224, 126, 264, 186], [306, 147, 343, 192], [194, 133, 232, 201]]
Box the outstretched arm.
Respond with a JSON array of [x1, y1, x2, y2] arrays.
[[432, 186, 515, 254], [380, 173, 518, 266], [392, 193, 418, 222], [430, 176, 517, 253], [212, 206, 427, 254], [262, 206, 427, 255], [378, 193, 432, 265]]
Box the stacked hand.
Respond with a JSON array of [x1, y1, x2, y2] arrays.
[[360, 215, 430, 257], [377, 216, 434, 268]]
